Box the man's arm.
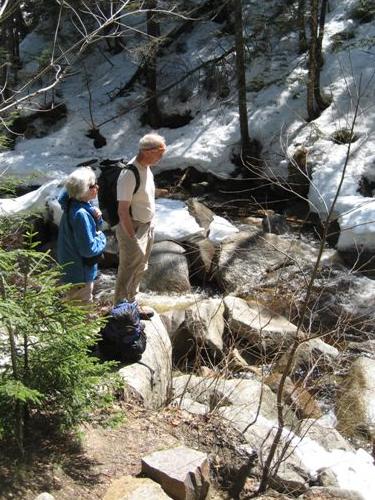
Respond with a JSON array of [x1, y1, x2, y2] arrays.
[[118, 200, 135, 239]]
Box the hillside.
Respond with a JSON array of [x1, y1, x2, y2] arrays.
[[1, 0, 375, 253]]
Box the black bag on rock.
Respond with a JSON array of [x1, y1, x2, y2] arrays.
[[98, 300, 147, 363]]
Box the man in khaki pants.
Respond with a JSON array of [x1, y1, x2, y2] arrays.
[[114, 133, 166, 317]]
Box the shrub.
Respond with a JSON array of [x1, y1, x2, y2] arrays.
[[331, 128, 359, 145], [0, 232, 115, 453]]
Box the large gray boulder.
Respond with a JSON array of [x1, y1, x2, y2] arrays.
[[141, 241, 191, 293], [275, 337, 339, 376], [212, 229, 316, 295], [224, 296, 298, 356], [161, 298, 225, 364], [119, 314, 172, 408], [255, 262, 375, 340], [172, 374, 279, 420], [296, 419, 353, 452]]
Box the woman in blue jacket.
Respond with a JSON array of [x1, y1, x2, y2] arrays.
[[57, 167, 106, 303]]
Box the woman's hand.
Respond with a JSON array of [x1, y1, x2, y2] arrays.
[[92, 207, 102, 220]]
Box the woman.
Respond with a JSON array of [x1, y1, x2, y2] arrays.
[[57, 167, 106, 303]]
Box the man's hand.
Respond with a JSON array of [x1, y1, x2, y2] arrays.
[[155, 188, 169, 198], [118, 200, 136, 239]]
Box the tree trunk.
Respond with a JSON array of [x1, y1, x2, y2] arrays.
[[314, 0, 329, 111], [145, 0, 161, 128], [297, 0, 307, 53], [233, 0, 250, 152], [307, 0, 319, 121]]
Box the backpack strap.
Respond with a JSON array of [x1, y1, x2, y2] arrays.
[[122, 163, 140, 195]]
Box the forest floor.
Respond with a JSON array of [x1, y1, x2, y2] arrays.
[[0, 395, 280, 500]]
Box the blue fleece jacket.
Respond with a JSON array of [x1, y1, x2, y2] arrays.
[[57, 190, 107, 284]]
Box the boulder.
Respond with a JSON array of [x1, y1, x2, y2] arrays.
[[347, 340, 375, 360], [255, 262, 375, 340], [336, 357, 375, 439], [141, 241, 191, 293], [212, 229, 315, 295], [119, 314, 172, 409], [296, 419, 353, 452], [161, 298, 225, 365], [186, 198, 215, 235], [219, 405, 308, 495], [265, 373, 322, 419], [275, 338, 339, 377], [182, 236, 216, 287], [141, 446, 210, 500], [287, 147, 310, 198], [224, 296, 298, 357], [103, 476, 170, 499], [172, 374, 279, 421]]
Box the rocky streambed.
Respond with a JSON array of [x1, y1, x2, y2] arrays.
[[2, 178, 375, 498], [85, 194, 375, 499]]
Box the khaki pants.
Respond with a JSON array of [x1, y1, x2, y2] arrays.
[[65, 281, 94, 304], [114, 221, 154, 304]]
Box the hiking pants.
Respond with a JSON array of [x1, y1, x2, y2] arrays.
[[114, 220, 154, 304]]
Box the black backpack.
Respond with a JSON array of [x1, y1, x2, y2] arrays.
[[98, 300, 147, 363], [97, 160, 140, 227]]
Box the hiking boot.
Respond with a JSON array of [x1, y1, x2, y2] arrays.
[[137, 306, 154, 320]]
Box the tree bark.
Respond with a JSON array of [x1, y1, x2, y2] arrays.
[[297, 0, 307, 53], [307, 0, 319, 121], [233, 0, 250, 152], [145, 0, 161, 128], [314, 0, 329, 111]]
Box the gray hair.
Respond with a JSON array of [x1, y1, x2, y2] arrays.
[[65, 167, 96, 200], [139, 132, 166, 151]]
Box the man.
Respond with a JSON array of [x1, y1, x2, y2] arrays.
[[114, 132, 166, 317]]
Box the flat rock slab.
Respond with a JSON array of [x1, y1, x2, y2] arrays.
[[141, 446, 210, 500], [103, 475, 171, 499]]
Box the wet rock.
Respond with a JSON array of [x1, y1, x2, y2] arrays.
[[213, 229, 315, 295], [141, 446, 210, 500], [182, 236, 216, 287], [287, 147, 310, 198], [142, 241, 191, 293], [256, 262, 375, 340]]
